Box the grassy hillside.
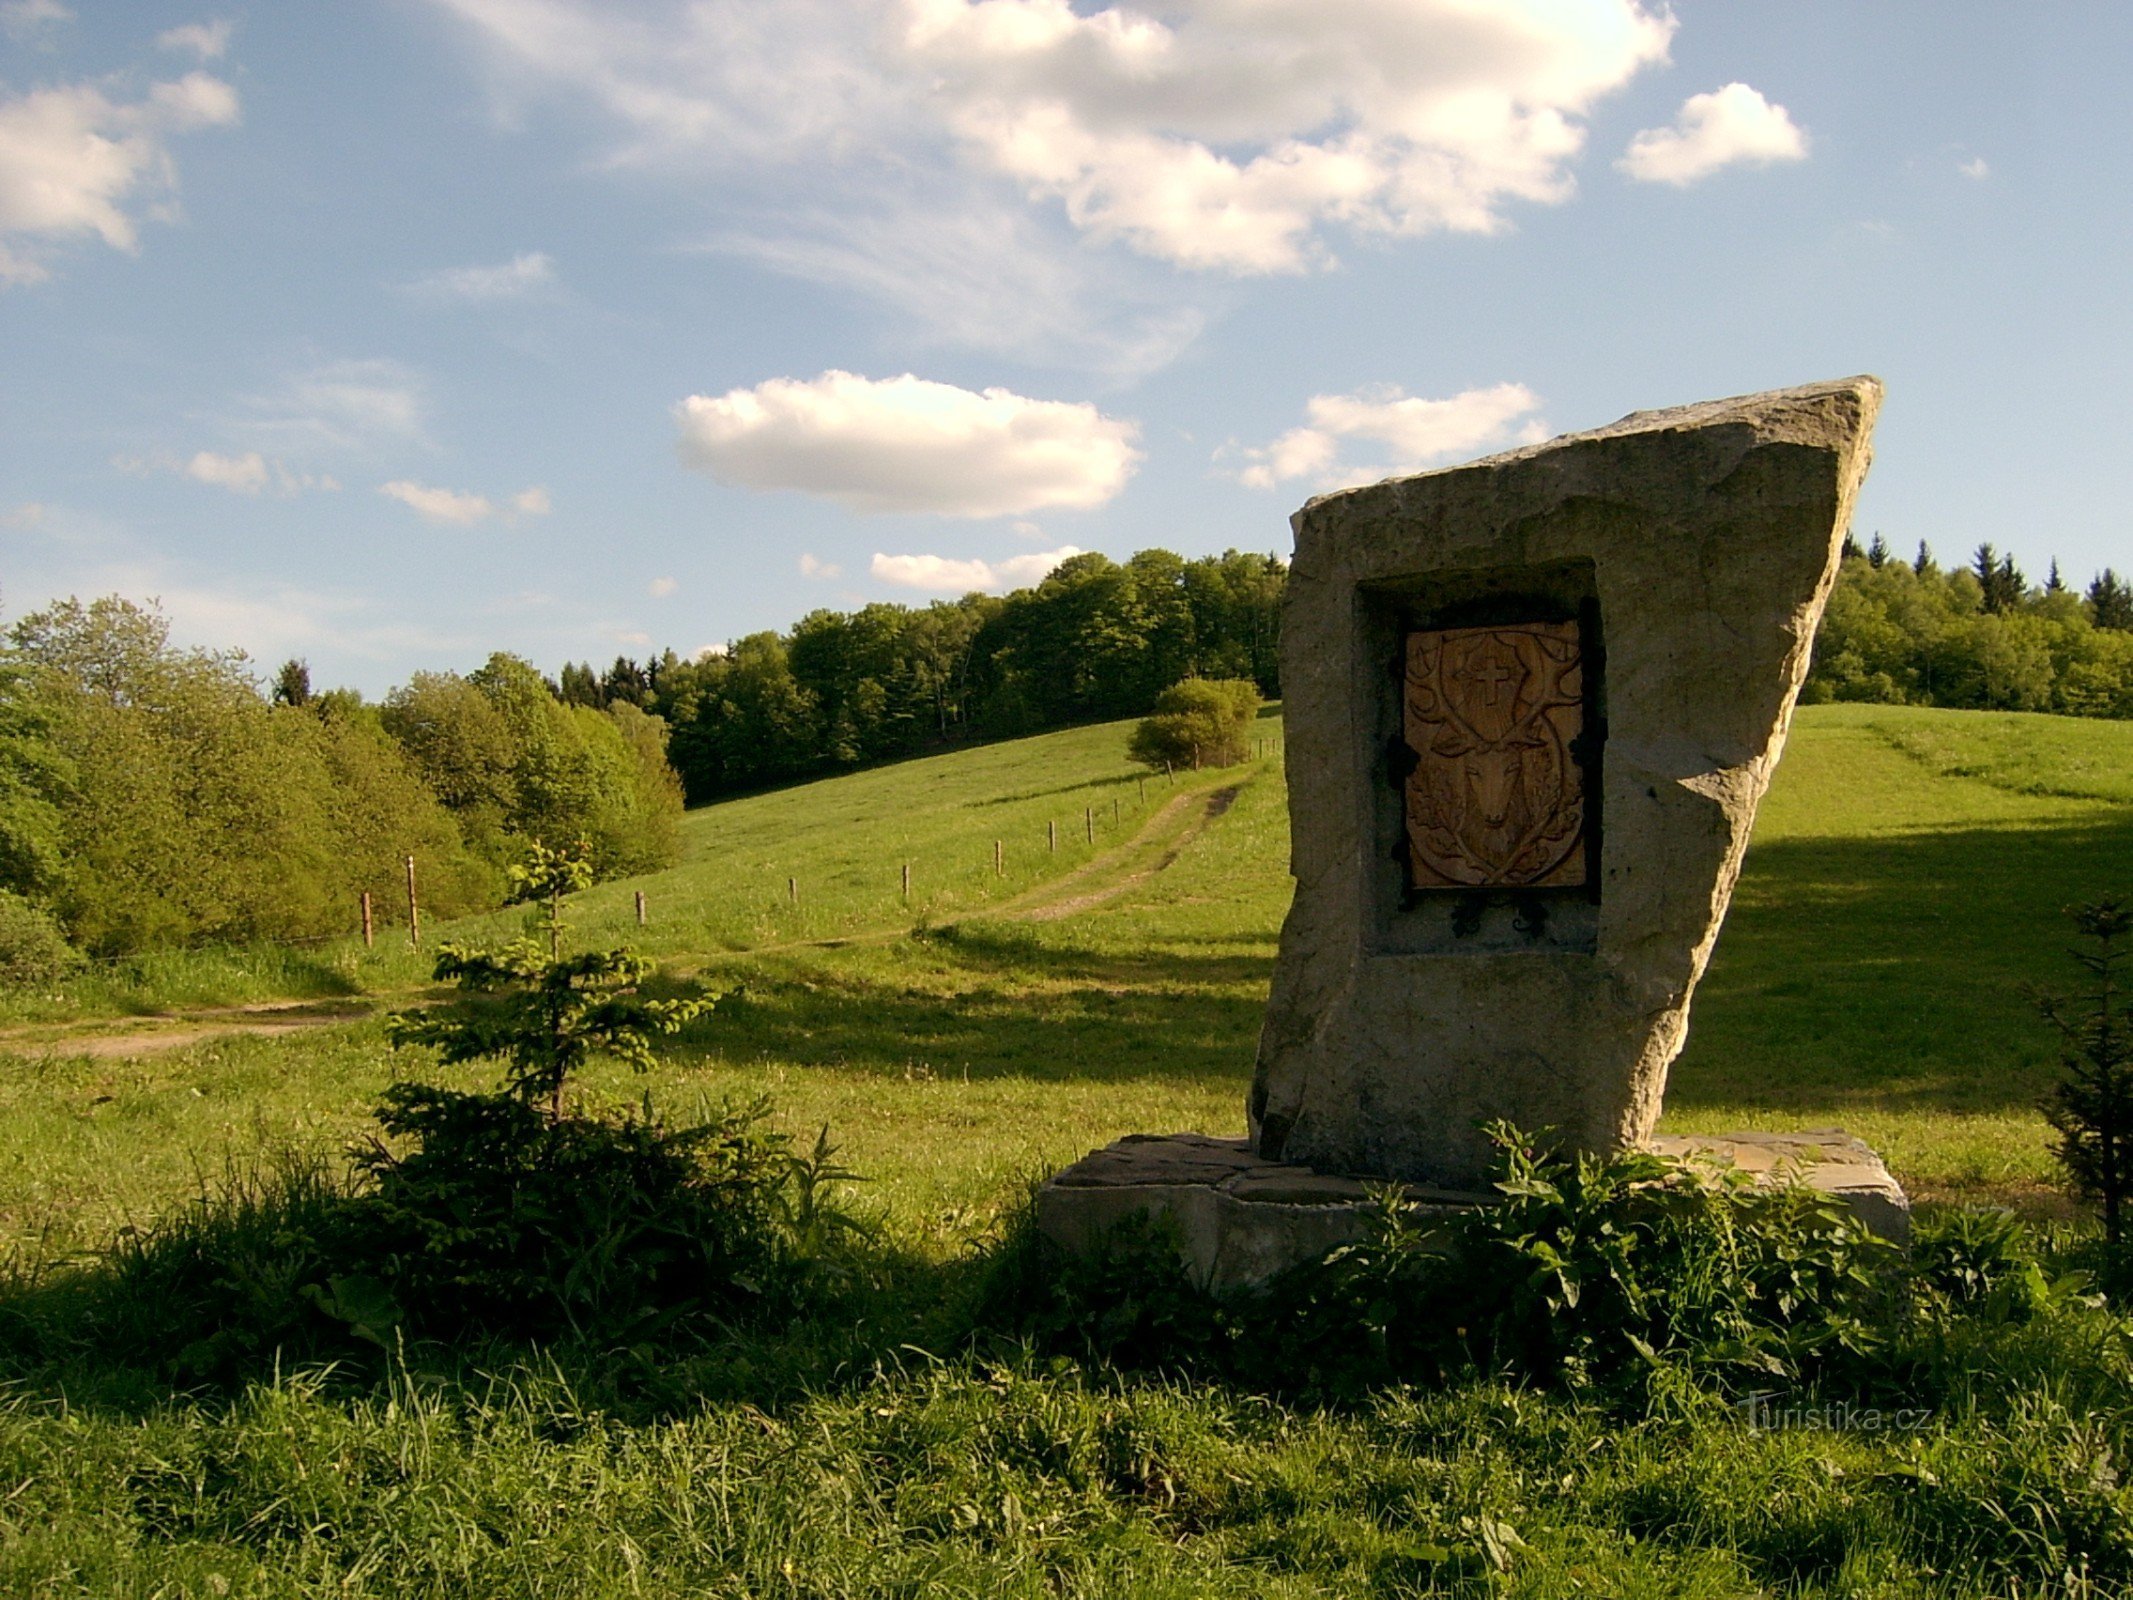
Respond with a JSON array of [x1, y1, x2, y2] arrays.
[[6, 703, 2133, 1598], [5, 701, 2131, 1258]]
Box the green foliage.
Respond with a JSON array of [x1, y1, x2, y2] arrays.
[[992, 1127, 1894, 1408], [653, 547, 1283, 799], [1127, 677, 1262, 771], [385, 654, 685, 881], [0, 889, 78, 986], [390, 942, 708, 1110], [2039, 899, 2133, 1244], [348, 1088, 856, 1342], [8, 597, 493, 954], [1806, 550, 2133, 715]]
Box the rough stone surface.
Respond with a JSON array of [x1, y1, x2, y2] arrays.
[[1037, 1129, 1909, 1293], [1651, 1129, 1912, 1243], [1035, 1133, 1480, 1293], [1250, 377, 1883, 1189]]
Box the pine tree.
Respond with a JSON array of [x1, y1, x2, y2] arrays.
[[2047, 559, 2065, 594], [2090, 569, 2133, 631], [2040, 901, 2133, 1246], [1841, 531, 1865, 562], [1866, 532, 1889, 569], [1914, 541, 1936, 576], [1973, 544, 2025, 614], [271, 658, 313, 708]]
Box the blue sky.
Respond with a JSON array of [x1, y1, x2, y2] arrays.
[[2, 1, 2124, 695]]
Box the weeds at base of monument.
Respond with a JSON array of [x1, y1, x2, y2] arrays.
[[991, 1124, 1899, 1406]]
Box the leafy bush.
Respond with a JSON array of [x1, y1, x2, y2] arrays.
[[0, 888, 78, 986], [348, 1088, 857, 1343], [1127, 677, 1261, 771], [993, 1124, 1895, 1404]]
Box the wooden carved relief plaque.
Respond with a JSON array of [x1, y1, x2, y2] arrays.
[[1403, 621, 1587, 890]]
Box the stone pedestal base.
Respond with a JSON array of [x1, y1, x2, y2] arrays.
[[1036, 1129, 1909, 1294]]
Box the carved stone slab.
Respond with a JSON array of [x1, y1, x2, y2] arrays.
[[1250, 377, 1881, 1189], [1403, 621, 1587, 890]]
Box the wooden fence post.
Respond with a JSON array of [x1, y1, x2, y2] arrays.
[[902, 862, 911, 900], [788, 876, 798, 904], [1085, 806, 1093, 843], [1048, 819, 1057, 853], [635, 889, 647, 926], [1113, 795, 1120, 827], [995, 839, 1003, 876], [1138, 775, 1146, 804], [360, 891, 373, 948], [405, 855, 420, 949]]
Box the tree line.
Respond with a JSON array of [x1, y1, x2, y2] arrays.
[[6, 531, 2125, 973], [1805, 537, 2133, 714], [0, 598, 684, 965], [552, 548, 1286, 802]]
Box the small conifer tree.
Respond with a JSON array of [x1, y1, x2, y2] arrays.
[[2039, 899, 2133, 1245]]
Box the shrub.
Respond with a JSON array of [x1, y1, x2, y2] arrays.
[[348, 1088, 855, 1342], [994, 1124, 1895, 1405], [0, 888, 78, 986], [2038, 899, 2133, 1244], [1127, 677, 1261, 771]]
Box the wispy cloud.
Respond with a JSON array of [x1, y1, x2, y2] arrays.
[[0, 0, 70, 43], [870, 545, 1081, 593], [403, 250, 557, 302], [378, 478, 553, 526], [1232, 382, 1546, 491], [798, 553, 841, 580], [114, 449, 339, 496], [157, 19, 233, 61]]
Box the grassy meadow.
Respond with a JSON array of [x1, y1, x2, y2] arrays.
[[5, 702, 2133, 1597]]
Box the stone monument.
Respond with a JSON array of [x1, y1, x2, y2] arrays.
[[1039, 378, 1908, 1289]]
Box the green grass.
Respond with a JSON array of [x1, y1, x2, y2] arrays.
[[5, 701, 2133, 1596]]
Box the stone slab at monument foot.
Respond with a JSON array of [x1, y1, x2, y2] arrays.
[[1038, 376, 1910, 1286]]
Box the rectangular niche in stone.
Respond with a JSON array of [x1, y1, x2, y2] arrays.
[[1403, 620, 1587, 892]]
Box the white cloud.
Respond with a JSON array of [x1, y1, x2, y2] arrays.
[[158, 19, 233, 60], [647, 575, 679, 597], [675, 370, 1141, 517], [380, 480, 492, 525], [1960, 156, 1990, 181], [904, 0, 1673, 273], [378, 479, 552, 525], [798, 553, 841, 580], [0, 0, 70, 42], [426, 0, 1677, 286], [1236, 382, 1546, 490], [405, 250, 556, 301], [1, 501, 46, 529], [0, 70, 239, 285], [870, 544, 1081, 593], [1618, 83, 1806, 186], [183, 449, 269, 493], [113, 449, 335, 496]]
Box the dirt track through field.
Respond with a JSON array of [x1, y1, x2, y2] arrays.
[[0, 774, 1253, 1061]]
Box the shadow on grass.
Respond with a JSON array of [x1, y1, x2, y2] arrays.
[[673, 922, 1270, 1087], [668, 805, 2133, 1118], [1674, 809, 2133, 1115]]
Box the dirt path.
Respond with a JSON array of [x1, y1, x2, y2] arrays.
[[0, 997, 383, 1061], [0, 774, 1252, 1060]]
